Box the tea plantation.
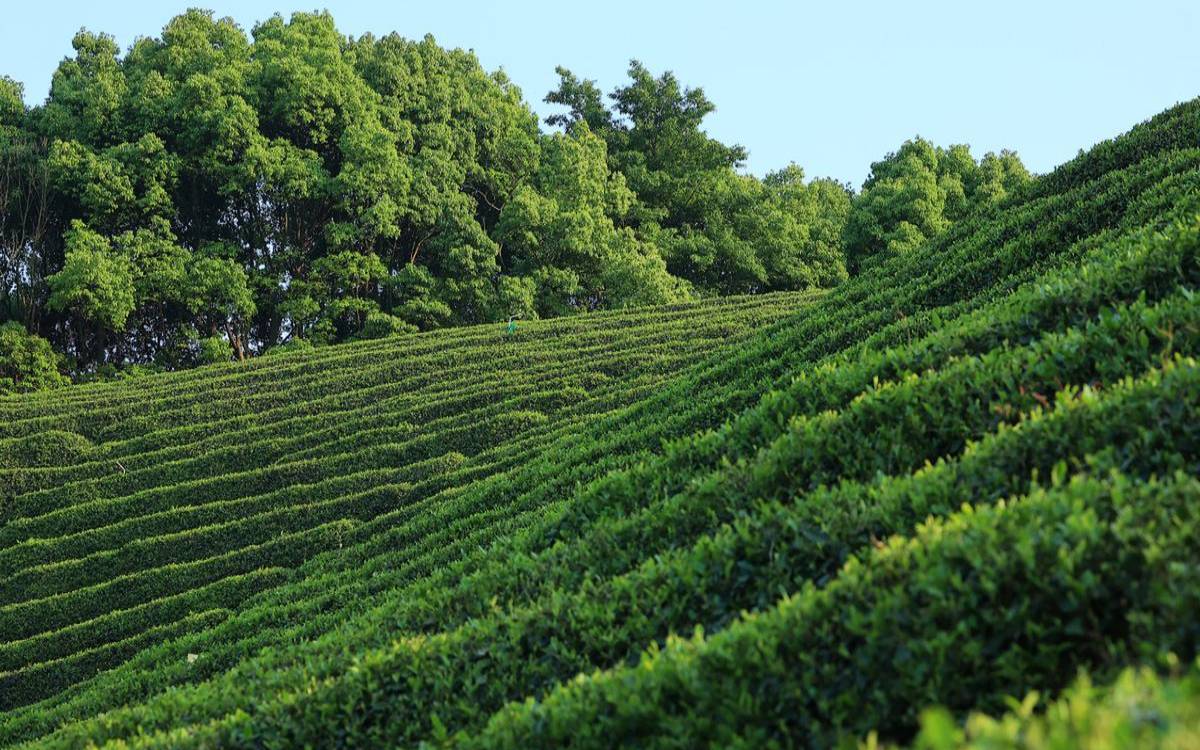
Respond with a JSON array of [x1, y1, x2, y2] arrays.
[[2, 98, 1200, 747]]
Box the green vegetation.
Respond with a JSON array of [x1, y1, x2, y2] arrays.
[[0, 323, 66, 394], [900, 663, 1200, 750], [0, 13, 1198, 750], [0, 10, 1030, 381], [0, 291, 811, 719]]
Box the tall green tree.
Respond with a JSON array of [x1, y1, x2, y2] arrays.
[[0, 77, 53, 330], [844, 137, 1030, 272], [545, 61, 849, 294], [45, 222, 136, 365], [496, 124, 686, 314]]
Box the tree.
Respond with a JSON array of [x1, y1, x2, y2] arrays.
[[544, 62, 846, 295], [182, 250, 256, 360], [0, 76, 22, 128], [496, 124, 687, 314], [303, 251, 387, 341], [0, 80, 53, 329], [844, 138, 1031, 273], [11, 11, 544, 369], [844, 138, 947, 273], [47, 223, 136, 332], [0, 321, 67, 393], [976, 149, 1032, 205], [759, 166, 851, 289], [195, 334, 233, 365], [38, 30, 127, 146]]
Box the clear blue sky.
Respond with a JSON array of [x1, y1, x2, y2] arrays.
[[3, 1, 1198, 185]]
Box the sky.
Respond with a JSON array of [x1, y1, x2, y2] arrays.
[[2, 1, 1198, 186]]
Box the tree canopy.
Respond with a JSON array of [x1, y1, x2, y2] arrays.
[[0, 10, 1028, 385], [843, 138, 1031, 272]]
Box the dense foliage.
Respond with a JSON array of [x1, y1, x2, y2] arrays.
[[0, 10, 1031, 381], [900, 663, 1200, 750], [0, 93, 1196, 748], [0, 322, 66, 394], [844, 138, 1030, 273]]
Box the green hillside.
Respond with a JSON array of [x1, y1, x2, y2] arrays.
[[1, 96, 1199, 748]]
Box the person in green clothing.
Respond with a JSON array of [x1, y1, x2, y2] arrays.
[[506, 316, 518, 337]]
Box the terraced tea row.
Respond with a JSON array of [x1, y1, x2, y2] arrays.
[[23, 219, 1197, 745], [2, 97, 1199, 748], [0, 293, 814, 711], [0, 293, 801, 501], [45, 296, 1197, 747]]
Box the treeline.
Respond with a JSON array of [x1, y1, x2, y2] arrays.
[[0, 9, 1030, 387]]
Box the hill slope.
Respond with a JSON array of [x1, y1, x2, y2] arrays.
[[1, 98, 1199, 748]]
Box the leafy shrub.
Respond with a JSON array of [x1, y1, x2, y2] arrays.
[[0, 322, 67, 394], [196, 335, 233, 365]]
